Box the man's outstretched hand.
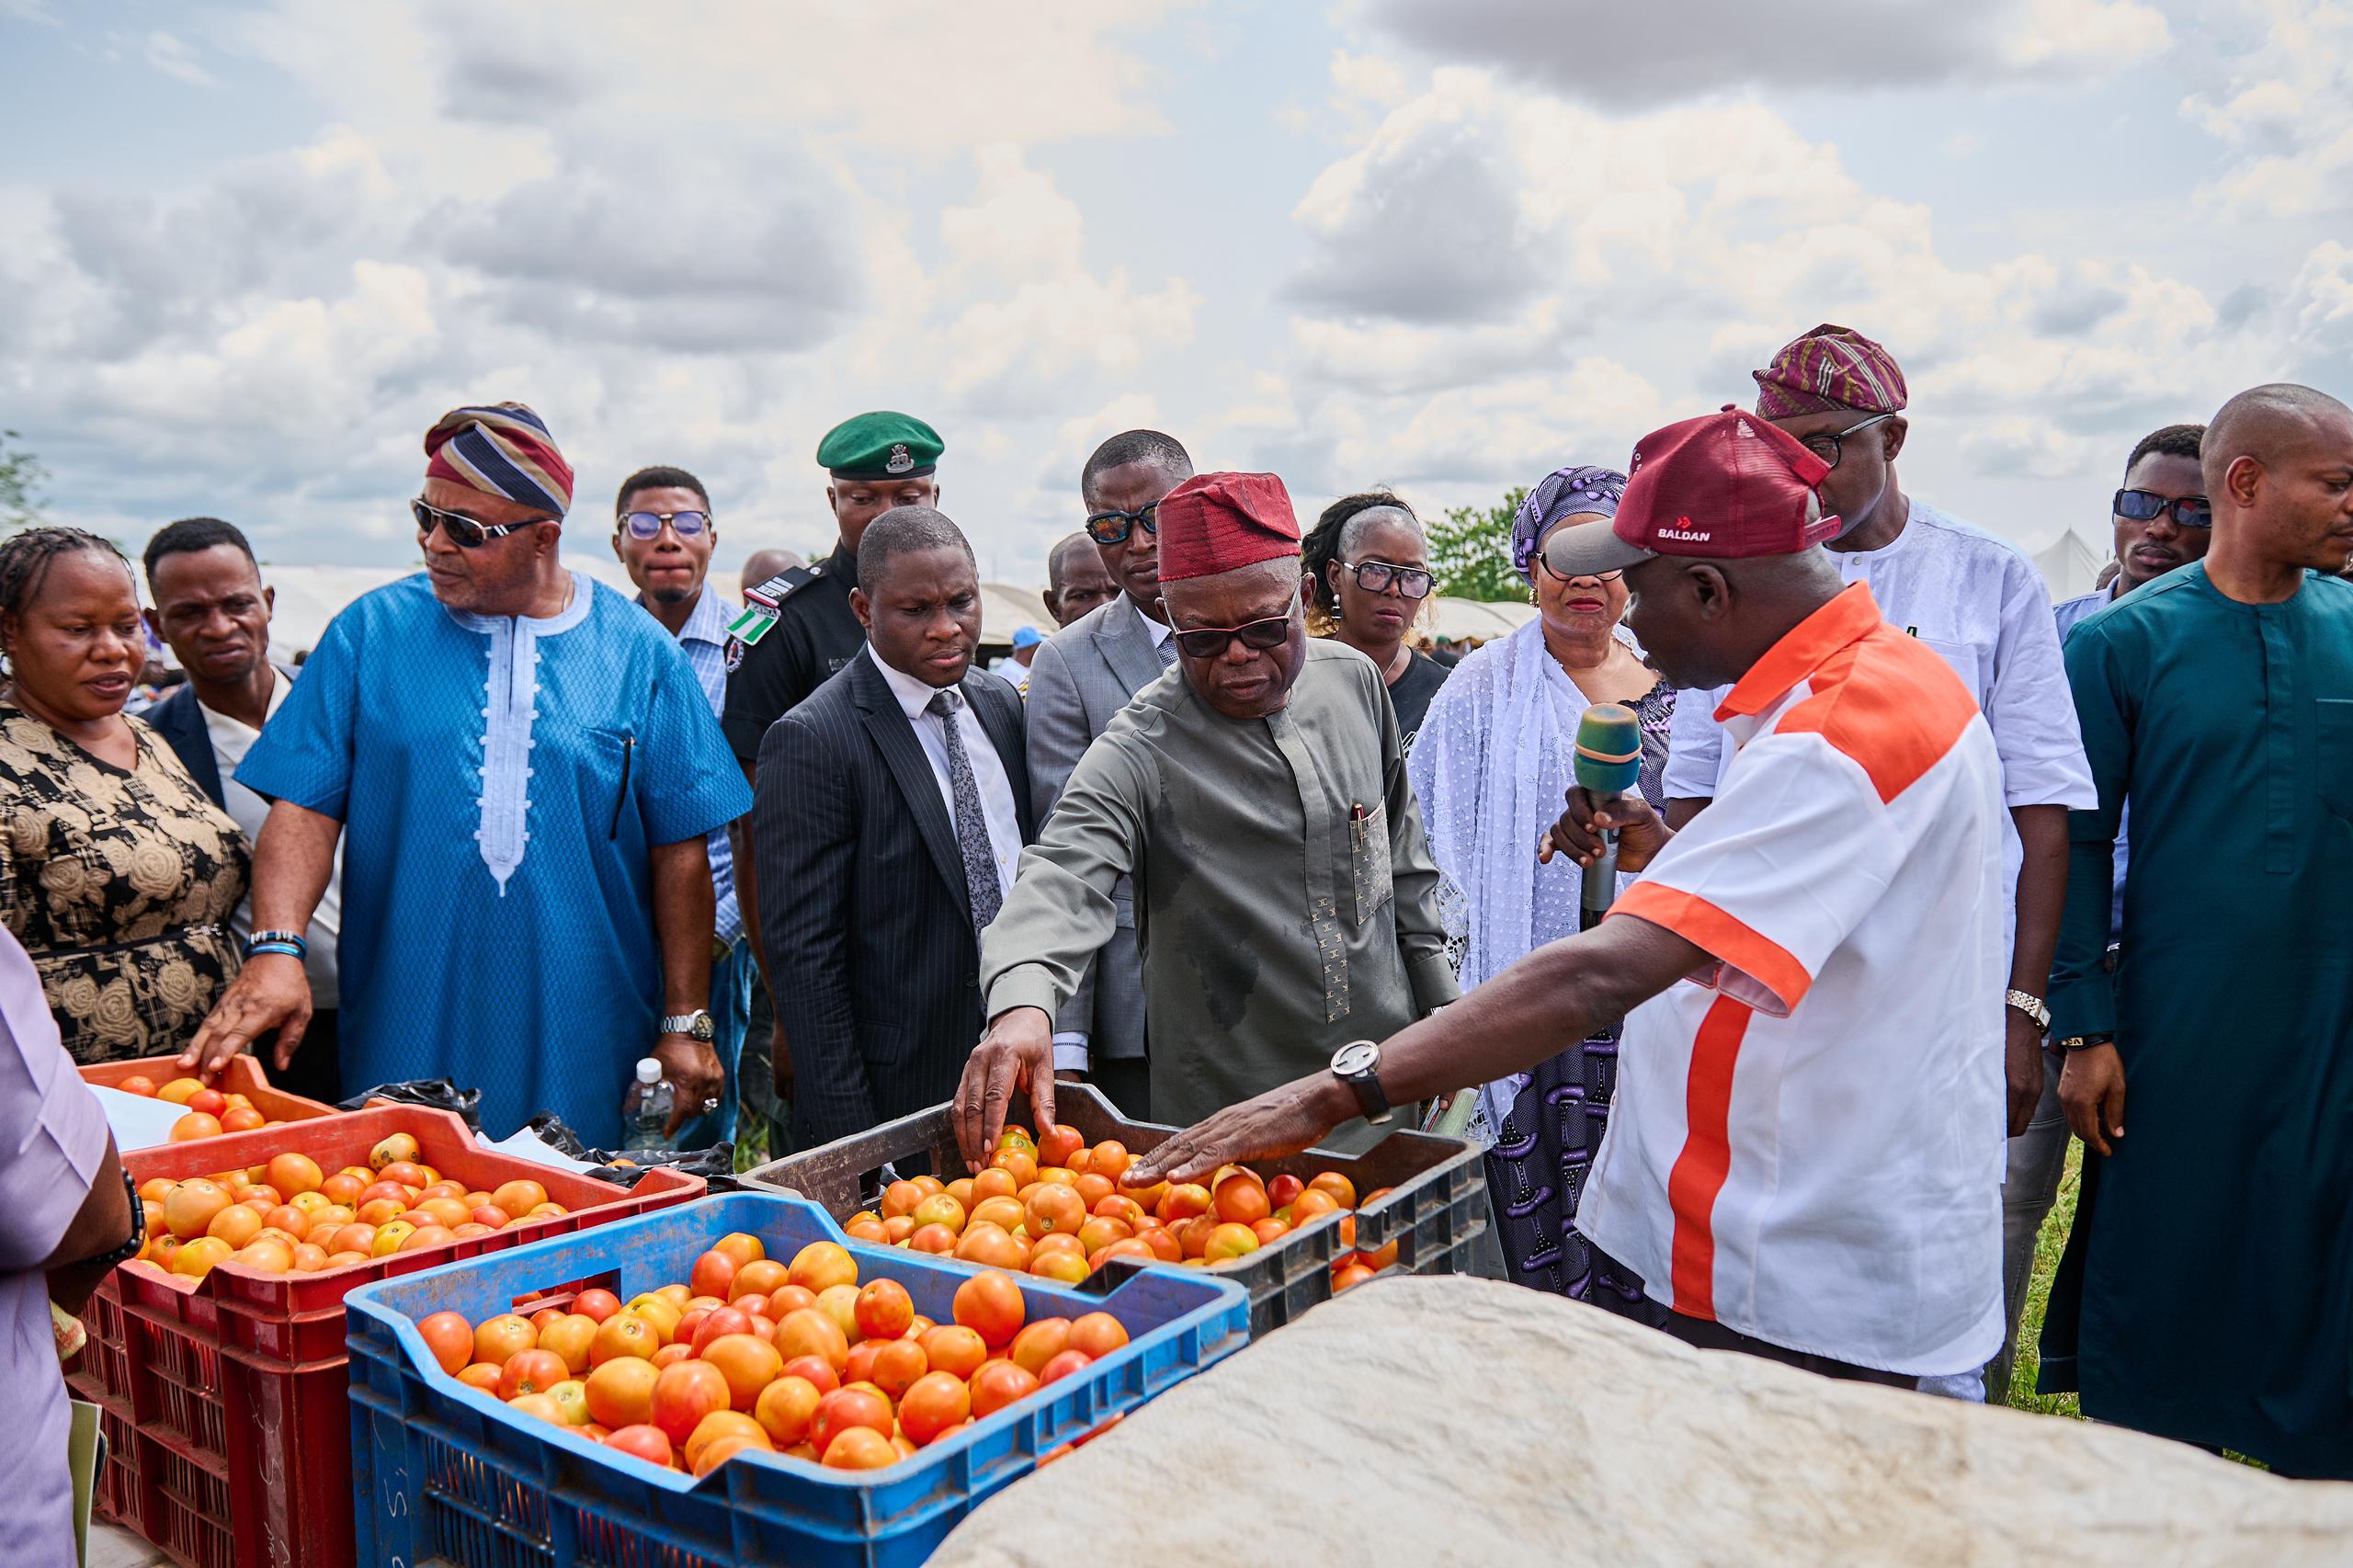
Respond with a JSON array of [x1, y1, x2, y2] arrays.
[[954, 1006, 1056, 1172], [1123, 1074, 1356, 1188], [179, 954, 312, 1076]]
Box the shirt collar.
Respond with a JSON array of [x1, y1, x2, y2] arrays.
[[1713, 583, 1885, 722], [872, 647, 961, 722], [1142, 608, 1171, 645], [640, 584, 730, 649]]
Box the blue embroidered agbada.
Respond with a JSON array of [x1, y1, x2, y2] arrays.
[[239, 572, 752, 1144]]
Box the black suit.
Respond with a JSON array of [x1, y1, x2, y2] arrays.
[[143, 683, 225, 806], [755, 647, 1034, 1146]]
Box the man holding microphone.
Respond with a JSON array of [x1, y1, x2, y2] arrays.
[[1097, 409, 2014, 1385]]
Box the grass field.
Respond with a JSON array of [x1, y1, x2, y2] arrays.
[[2003, 1141, 2084, 1417]]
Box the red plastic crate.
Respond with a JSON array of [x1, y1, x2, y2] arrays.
[[102, 1106, 705, 1568], [82, 1389, 142, 1528], [81, 1051, 343, 1144]]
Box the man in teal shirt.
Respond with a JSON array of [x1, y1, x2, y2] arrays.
[[2047, 382, 2353, 1474]]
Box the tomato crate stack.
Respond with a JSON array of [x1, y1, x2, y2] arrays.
[[81, 1051, 345, 1146], [99, 1106, 705, 1568], [345, 1190, 1250, 1568], [742, 1083, 1489, 1338]]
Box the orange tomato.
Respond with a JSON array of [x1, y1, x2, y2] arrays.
[[895, 1369, 971, 1446], [1333, 1259, 1377, 1290], [1251, 1218, 1290, 1246], [602, 1424, 673, 1469], [219, 1107, 267, 1133], [119, 1074, 157, 1096], [754, 1373, 823, 1446], [990, 1148, 1038, 1187], [417, 1311, 475, 1375], [1065, 1312, 1129, 1359], [1158, 1182, 1213, 1222], [328, 1222, 378, 1256], [842, 1339, 880, 1387], [730, 1258, 789, 1301], [456, 1362, 504, 1393], [1202, 1222, 1260, 1263], [808, 1386, 893, 1460], [772, 1308, 850, 1373], [1027, 1248, 1090, 1285], [1134, 1226, 1182, 1263], [786, 1241, 858, 1295], [539, 1313, 599, 1374], [206, 1203, 264, 1248], [911, 1193, 969, 1233], [1214, 1174, 1271, 1226], [585, 1356, 661, 1427], [652, 1359, 734, 1447], [174, 1236, 235, 1278], [1036, 1121, 1086, 1170], [779, 1355, 839, 1394], [1038, 1347, 1093, 1385], [881, 1214, 916, 1244], [1024, 1184, 1086, 1237], [688, 1305, 749, 1356], [318, 1172, 366, 1206], [290, 1243, 331, 1272], [168, 1112, 223, 1142], [1074, 1216, 1132, 1256], [881, 1179, 928, 1219], [767, 1284, 817, 1318], [266, 1153, 324, 1197], [820, 1425, 898, 1470], [685, 1410, 771, 1474], [1289, 1189, 1341, 1228], [969, 1358, 1041, 1418], [919, 1324, 987, 1381], [1309, 1171, 1358, 1209], [842, 1216, 887, 1244], [710, 1232, 765, 1268], [688, 1249, 738, 1301], [472, 1313, 538, 1368], [699, 1334, 782, 1412], [1009, 1318, 1071, 1376], [854, 1279, 914, 1343], [869, 1338, 928, 1401], [588, 1312, 659, 1368], [574, 1288, 622, 1324], [156, 1076, 204, 1105], [651, 1343, 694, 1369], [397, 1224, 457, 1254], [970, 1166, 1017, 1202], [490, 1179, 549, 1217]]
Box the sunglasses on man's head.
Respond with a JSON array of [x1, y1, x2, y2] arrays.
[[2113, 489, 2211, 529], [1085, 502, 1158, 546], [413, 496, 551, 549], [618, 509, 710, 540], [1171, 607, 1296, 660]]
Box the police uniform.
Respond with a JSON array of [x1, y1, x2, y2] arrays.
[[721, 411, 944, 767]]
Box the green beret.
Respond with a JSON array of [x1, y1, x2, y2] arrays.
[[816, 411, 944, 480]]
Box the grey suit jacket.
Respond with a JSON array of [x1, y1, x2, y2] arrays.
[[1021, 595, 1167, 1062]]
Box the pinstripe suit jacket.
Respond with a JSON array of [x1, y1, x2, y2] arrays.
[[754, 647, 1035, 1145], [1021, 595, 1165, 1062]]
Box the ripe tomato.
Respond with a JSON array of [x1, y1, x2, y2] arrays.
[[506, 1392, 565, 1425], [969, 1358, 1041, 1419], [688, 1249, 738, 1301], [854, 1278, 914, 1342], [1028, 1248, 1091, 1286], [585, 1357, 661, 1427], [472, 1314, 538, 1368], [779, 1354, 839, 1394], [1214, 1174, 1271, 1226], [843, 1216, 887, 1244], [896, 1369, 971, 1445], [1289, 1189, 1341, 1228], [954, 1225, 1026, 1270], [755, 1375, 823, 1447], [842, 1340, 881, 1387], [968, 1195, 1026, 1233], [651, 1344, 693, 1369], [497, 1348, 569, 1401], [1035, 1121, 1086, 1170], [767, 1284, 817, 1318], [907, 1223, 958, 1255], [1024, 1185, 1086, 1237], [710, 1232, 765, 1269], [881, 1178, 928, 1219], [1251, 1218, 1290, 1245], [397, 1225, 457, 1254], [1074, 1216, 1132, 1256], [1333, 1259, 1377, 1290], [318, 1172, 366, 1207], [1266, 1173, 1305, 1209], [730, 1259, 790, 1300], [869, 1338, 928, 1401], [699, 1333, 782, 1412], [814, 1284, 862, 1344], [457, 1362, 504, 1393], [573, 1288, 622, 1324], [970, 1166, 1018, 1202], [685, 1410, 771, 1475], [602, 1424, 673, 1469], [328, 1222, 378, 1256], [168, 1112, 222, 1142], [265, 1153, 324, 1197], [1065, 1312, 1129, 1360], [539, 1313, 598, 1374], [772, 1308, 850, 1373], [1158, 1182, 1213, 1223], [808, 1387, 892, 1460], [919, 1324, 987, 1381], [1203, 1222, 1260, 1263], [186, 1087, 227, 1118], [206, 1204, 263, 1249], [1037, 1348, 1094, 1386], [990, 1148, 1038, 1188], [1134, 1225, 1182, 1263], [1009, 1318, 1070, 1377], [118, 1074, 157, 1096], [690, 1306, 753, 1357], [490, 1179, 549, 1217], [787, 1241, 858, 1295], [588, 1313, 659, 1368], [1309, 1171, 1358, 1208], [821, 1426, 898, 1470], [418, 1310, 476, 1375], [952, 1271, 1027, 1349], [651, 1359, 733, 1447]]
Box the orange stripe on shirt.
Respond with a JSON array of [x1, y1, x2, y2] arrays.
[[1666, 994, 1754, 1319], [1773, 626, 1979, 804], [1612, 881, 1812, 1013]]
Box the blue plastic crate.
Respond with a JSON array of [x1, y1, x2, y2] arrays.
[[346, 1191, 1249, 1568]]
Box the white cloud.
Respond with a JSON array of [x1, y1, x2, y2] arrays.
[[1351, 0, 2168, 107], [141, 31, 218, 87], [2187, 0, 2353, 219]]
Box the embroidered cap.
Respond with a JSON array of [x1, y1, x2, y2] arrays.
[[424, 403, 573, 517]]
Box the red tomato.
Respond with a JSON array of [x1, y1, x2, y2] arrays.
[[602, 1424, 673, 1468], [808, 1387, 893, 1460], [688, 1250, 738, 1301], [417, 1310, 474, 1375], [1037, 1348, 1094, 1386], [1065, 1312, 1129, 1360], [951, 1270, 1027, 1348], [1009, 1318, 1071, 1377], [690, 1306, 753, 1357], [896, 1369, 971, 1445], [853, 1279, 914, 1343], [650, 1359, 733, 1447], [869, 1338, 928, 1401], [496, 1348, 568, 1401], [969, 1358, 1041, 1418], [1267, 1173, 1305, 1209], [779, 1354, 840, 1394]]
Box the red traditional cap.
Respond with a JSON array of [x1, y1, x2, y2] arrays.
[[1751, 323, 1907, 420], [1537, 407, 1840, 577], [423, 402, 574, 517], [1155, 472, 1302, 583]]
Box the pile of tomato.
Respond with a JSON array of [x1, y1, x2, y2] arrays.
[[108, 1073, 284, 1140], [128, 1132, 571, 1281], [837, 1122, 1398, 1295], [413, 1233, 1132, 1475]]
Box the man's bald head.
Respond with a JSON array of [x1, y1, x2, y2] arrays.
[[2202, 382, 2353, 577], [1043, 531, 1118, 626], [740, 547, 804, 597]]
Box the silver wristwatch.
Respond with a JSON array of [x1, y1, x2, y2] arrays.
[[659, 1010, 716, 1042], [2004, 990, 2050, 1031]]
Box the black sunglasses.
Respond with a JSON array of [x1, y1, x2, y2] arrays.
[[1085, 502, 1158, 546], [618, 509, 710, 540], [2112, 488, 2211, 529], [1797, 411, 1895, 471], [1171, 607, 1296, 660], [1338, 559, 1435, 599], [414, 496, 551, 549]]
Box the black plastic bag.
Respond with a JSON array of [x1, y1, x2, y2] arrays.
[[340, 1077, 481, 1130], [521, 1112, 742, 1190]]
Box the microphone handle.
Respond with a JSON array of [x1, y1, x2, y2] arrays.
[[1579, 791, 1621, 930]]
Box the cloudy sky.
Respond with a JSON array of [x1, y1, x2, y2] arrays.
[[4, 0, 2348, 586]]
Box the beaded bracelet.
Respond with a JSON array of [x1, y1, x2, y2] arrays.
[[245, 940, 306, 960], [245, 929, 306, 960]]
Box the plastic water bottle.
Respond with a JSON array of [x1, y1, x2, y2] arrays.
[[621, 1058, 676, 1153]]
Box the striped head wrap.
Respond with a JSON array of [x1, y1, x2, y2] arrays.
[[1510, 463, 1628, 582], [424, 403, 573, 517], [1750, 324, 1907, 420]]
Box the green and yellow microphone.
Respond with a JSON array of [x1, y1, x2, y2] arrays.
[[1573, 703, 1643, 926]]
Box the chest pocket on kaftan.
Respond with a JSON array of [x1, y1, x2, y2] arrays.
[[1350, 800, 1393, 926], [2316, 699, 2353, 824]]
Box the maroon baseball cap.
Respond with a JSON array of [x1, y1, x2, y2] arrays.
[[1538, 406, 1841, 578]]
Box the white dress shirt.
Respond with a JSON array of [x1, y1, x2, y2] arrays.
[[203, 665, 344, 1007], [873, 653, 1023, 915]]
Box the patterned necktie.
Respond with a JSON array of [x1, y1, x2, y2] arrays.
[[926, 689, 1004, 927], [1155, 634, 1178, 668]]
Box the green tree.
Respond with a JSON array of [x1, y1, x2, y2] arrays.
[[1, 429, 48, 529], [1427, 486, 1527, 603]]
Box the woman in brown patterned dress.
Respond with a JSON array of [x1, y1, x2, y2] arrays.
[[0, 528, 247, 1062]]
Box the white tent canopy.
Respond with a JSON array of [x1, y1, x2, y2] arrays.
[[2027, 528, 2109, 603]]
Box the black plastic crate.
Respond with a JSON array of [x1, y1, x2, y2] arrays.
[[742, 1082, 1487, 1337]]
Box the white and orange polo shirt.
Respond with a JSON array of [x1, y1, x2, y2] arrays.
[[1576, 583, 2008, 1375]]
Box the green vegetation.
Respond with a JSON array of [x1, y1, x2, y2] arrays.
[[1427, 487, 1527, 603], [1, 430, 47, 529]]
